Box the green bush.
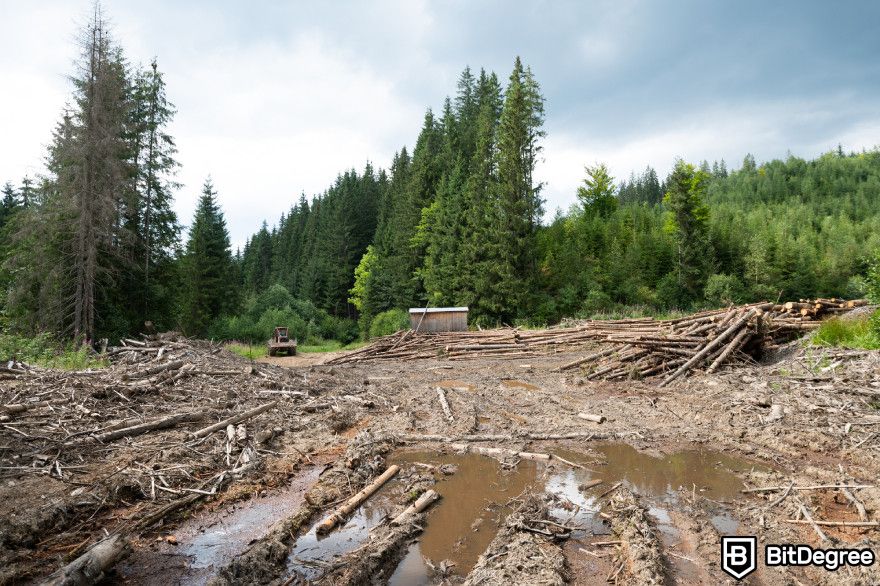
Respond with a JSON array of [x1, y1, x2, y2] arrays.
[[0, 332, 106, 369], [369, 309, 410, 338], [704, 273, 745, 307], [207, 283, 357, 344]]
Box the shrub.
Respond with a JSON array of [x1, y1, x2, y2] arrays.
[[704, 273, 745, 307], [208, 283, 357, 345], [369, 309, 410, 339], [812, 316, 880, 350]]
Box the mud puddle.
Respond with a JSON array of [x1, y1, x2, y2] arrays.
[[500, 379, 540, 391], [117, 467, 321, 585], [388, 443, 761, 584], [285, 487, 395, 580], [434, 379, 476, 392]]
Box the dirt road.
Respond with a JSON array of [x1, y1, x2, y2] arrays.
[[1, 334, 878, 584]]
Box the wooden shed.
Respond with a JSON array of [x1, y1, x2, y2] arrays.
[[409, 307, 469, 332]]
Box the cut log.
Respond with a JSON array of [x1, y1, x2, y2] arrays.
[[436, 387, 454, 423], [450, 443, 551, 462], [391, 489, 441, 525], [577, 412, 606, 424], [40, 534, 129, 586], [190, 402, 278, 439], [92, 411, 208, 443], [316, 465, 400, 534], [121, 359, 185, 381], [706, 327, 751, 374], [559, 346, 622, 371], [660, 306, 769, 387]]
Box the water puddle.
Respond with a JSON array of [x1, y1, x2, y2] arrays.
[[117, 467, 321, 585], [434, 379, 476, 392], [500, 379, 540, 391], [124, 444, 760, 585], [382, 443, 761, 583], [286, 490, 395, 579]]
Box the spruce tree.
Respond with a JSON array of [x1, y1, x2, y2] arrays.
[[663, 160, 712, 301], [180, 179, 234, 335], [128, 58, 181, 325], [485, 57, 546, 322]]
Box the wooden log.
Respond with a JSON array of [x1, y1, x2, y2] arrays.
[[578, 412, 606, 424], [796, 500, 829, 542], [391, 489, 440, 525], [580, 478, 604, 490], [436, 387, 454, 423], [121, 359, 185, 381], [2, 398, 68, 414], [190, 401, 278, 439], [40, 534, 129, 586], [660, 306, 768, 387], [706, 327, 751, 374], [450, 443, 551, 461], [741, 484, 874, 494], [92, 411, 208, 443], [316, 465, 400, 533], [785, 519, 878, 527], [559, 346, 621, 371]]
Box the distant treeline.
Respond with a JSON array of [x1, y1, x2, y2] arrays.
[[2, 8, 879, 344]]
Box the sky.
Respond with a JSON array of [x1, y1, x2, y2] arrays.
[[2, 0, 879, 247]]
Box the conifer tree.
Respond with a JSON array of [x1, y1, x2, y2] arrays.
[[180, 179, 234, 335], [663, 160, 712, 301], [128, 58, 181, 324]]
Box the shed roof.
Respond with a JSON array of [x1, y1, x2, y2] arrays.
[[408, 307, 469, 314]]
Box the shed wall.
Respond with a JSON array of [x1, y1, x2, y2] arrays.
[[409, 311, 468, 332]]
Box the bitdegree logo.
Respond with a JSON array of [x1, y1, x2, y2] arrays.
[[766, 544, 875, 571]]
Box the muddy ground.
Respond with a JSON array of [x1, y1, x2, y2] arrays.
[[1, 334, 879, 585]]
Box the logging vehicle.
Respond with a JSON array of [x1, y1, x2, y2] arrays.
[[267, 326, 297, 356]]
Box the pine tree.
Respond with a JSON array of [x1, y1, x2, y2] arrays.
[[180, 179, 234, 335], [663, 160, 712, 301]]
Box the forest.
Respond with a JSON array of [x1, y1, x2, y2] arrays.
[[2, 11, 880, 347]]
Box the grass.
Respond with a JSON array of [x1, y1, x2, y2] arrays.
[[810, 315, 880, 350], [0, 332, 107, 370], [225, 339, 366, 358], [300, 340, 366, 353], [225, 342, 268, 359]]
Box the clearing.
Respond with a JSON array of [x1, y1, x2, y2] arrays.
[[1, 301, 879, 585]]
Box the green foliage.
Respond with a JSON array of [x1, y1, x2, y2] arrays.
[[368, 309, 411, 339], [180, 179, 236, 336], [663, 160, 712, 302], [866, 250, 880, 303], [577, 164, 617, 218], [209, 284, 358, 345], [225, 342, 267, 360], [811, 316, 880, 349], [704, 273, 746, 306], [0, 333, 106, 370]]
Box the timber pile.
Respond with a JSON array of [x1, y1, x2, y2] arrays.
[[328, 300, 869, 381]]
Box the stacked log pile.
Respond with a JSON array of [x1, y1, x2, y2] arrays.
[[328, 300, 869, 381]]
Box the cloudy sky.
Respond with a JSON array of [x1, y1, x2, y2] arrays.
[[2, 1, 878, 246]]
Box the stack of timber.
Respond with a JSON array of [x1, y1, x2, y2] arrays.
[[328, 300, 869, 379]]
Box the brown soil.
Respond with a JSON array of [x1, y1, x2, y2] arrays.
[[2, 333, 879, 585]]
